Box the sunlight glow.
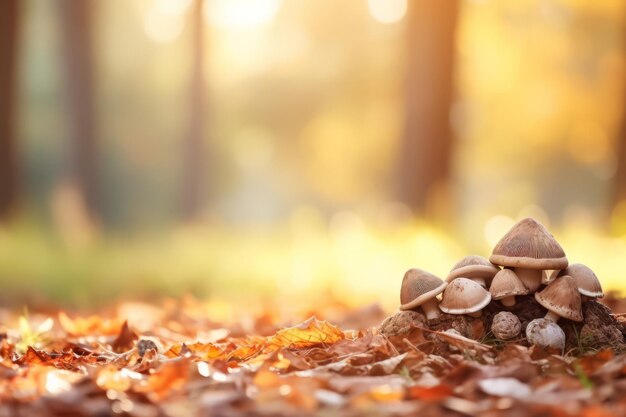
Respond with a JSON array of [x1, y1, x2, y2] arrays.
[[367, 0, 407, 24], [484, 215, 515, 248], [204, 0, 282, 29], [153, 0, 192, 16], [45, 370, 76, 395], [143, 6, 184, 43]]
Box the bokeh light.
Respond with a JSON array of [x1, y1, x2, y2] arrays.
[[367, 0, 407, 24], [143, 4, 185, 43], [204, 0, 282, 29]]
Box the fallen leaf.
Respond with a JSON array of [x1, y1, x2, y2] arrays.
[[478, 377, 532, 399], [407, 384, 454, 402], [267, 316, 344, 349], [111, 321, 138, 353]]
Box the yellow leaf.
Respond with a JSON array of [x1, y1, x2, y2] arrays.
[[267, 316, 344, 349]]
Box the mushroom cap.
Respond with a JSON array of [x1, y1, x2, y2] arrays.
[[489, 269, 529, 300], [439, 277, 492, 315], [446, 255, 500, 282], [489, 218, 568, 270], [526, 318, 565, 350], [399, 268, 447, 311], [556, 263, 603, 298], [534, 275, 583, 322], [491, 311, 521, 340]]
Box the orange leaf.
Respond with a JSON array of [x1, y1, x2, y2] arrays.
[[95, 365, 142, 392], [165, 342, 226, 361], [407, 385, 454, 402], [267, 317, 344, 350], [136, 358, 190, 400], [58, 311, 124, 337]]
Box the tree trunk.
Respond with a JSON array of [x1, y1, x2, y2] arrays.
[[58, 0, 99, 219], [397, 1, 459, 218], [181, 0, 207, 221], [613, 117, 626, 213], [0, 0, 20, 220]]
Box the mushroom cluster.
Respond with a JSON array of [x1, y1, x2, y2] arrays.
[[399, 217, 605, 350]]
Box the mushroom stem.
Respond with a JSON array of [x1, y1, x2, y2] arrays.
[[421, 298, 441, 320], [513, 268, 543, 292], [500, 296, 516, 307], [468, 310, 482, 318], [544, 310, 561, 323]]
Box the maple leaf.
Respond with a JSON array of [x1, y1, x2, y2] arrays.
[[267, 316, 344, 350]]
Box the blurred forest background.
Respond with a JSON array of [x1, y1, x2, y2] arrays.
[[1, 0, 626, 312]]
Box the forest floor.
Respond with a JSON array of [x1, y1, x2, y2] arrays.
[[2, 296, 626, 416]]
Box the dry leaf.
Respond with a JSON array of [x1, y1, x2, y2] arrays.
[[267, 316, 344, 349]]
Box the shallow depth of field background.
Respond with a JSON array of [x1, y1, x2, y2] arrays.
[[1, 0, 626, 312]]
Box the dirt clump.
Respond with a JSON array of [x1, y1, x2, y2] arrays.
[[379, 297, 626, 353]]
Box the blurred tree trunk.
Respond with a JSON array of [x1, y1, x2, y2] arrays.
[[59, 0, 99, 219], [181, 0, 207, 221], [614, 117, 626, 213], [0, 0, 20, 220], [397, 1, 459, 218]]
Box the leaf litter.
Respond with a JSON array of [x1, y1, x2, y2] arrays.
[[1, 298, 626, 416]]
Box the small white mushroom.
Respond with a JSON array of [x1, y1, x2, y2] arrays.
[[491, 311, 521, 340], [439, 277, 491, 318], [525, 318, 565, 351]]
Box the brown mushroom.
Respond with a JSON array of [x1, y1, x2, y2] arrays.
[[489, 269, 528, 307], [399, 268, 447, 320], [534, 275, 583, 323], [553, 263, 603, 301], [446, 255, 500, 287], [439, 277, 491, 318], [489, 218, 568, 292]]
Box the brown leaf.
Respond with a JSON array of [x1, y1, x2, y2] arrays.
[[428, 327, 492, 353], [575, 349, 614, 376], [111, 321, 138, 353]]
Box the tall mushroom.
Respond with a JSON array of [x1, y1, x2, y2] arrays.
[[534, 275, 583, 323], [489, 218, 568, 292], [553, 263, 603, 302], [399, 268, 447, 320], [489, 269, 528, 307], [446, 255, 500, 288], [439, 277, 491, 318]]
